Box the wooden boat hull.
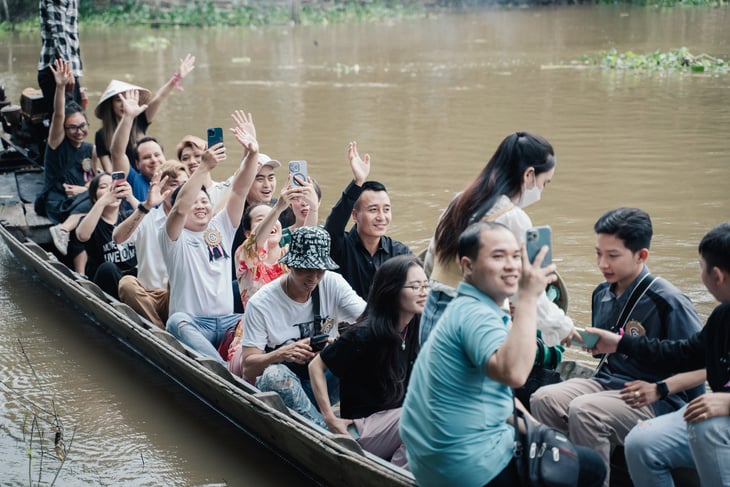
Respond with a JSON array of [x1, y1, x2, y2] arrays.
[[0, 170, 415, 487]]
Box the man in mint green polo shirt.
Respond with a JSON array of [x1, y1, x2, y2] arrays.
[[400, 221, 605, 487]]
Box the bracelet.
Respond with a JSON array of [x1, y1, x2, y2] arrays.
[[171, 72, 184, 91], [137, 203, 150, 214]]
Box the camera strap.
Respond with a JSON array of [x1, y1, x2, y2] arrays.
[[311, 285, 321, 337]]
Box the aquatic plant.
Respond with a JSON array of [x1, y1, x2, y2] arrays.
[[579, 48, 728, 74], [130, 35, 171, 52]]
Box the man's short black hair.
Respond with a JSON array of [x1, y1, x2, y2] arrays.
[[170, 182, 209, 207], [699, 221, 730, 274], [354, 180, 388, 211], [458, 221, 510, 261], [594, 207, 652, 253]]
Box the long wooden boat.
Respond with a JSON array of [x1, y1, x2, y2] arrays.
[[0, 163, 416, 487]]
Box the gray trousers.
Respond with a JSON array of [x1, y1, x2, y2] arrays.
[[353, 407, 408, 469], [530, 378, 654, 487]]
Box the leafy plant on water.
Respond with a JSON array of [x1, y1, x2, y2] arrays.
[[2, 339, 77, 486], [579, 47, 728, 74], [130, 35, 171, 52]]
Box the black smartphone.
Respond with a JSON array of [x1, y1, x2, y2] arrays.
[[525, 225, 552, 267], [207, 127, 223, 148], [310, 333, 328, 352], [288, 160, 308, 187]]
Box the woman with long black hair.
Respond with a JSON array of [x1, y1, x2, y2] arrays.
[[421, 131, 578, 347], [308, 254, 426, 468]]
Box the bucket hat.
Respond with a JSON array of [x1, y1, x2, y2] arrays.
[[95, 80, 152, 119], [279, 227, 339, 270]]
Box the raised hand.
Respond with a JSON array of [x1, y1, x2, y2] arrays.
[[201, 142, 226, 171], [119, 90, 148, 118], [178, 53, 196, 78], [145, 172, 171, 208], [231, 110, 257, 141], [348, 141, 370, 186], [230, 126, 259, 154], [518, 244, 557, 299], [50, 59, 72, 87]]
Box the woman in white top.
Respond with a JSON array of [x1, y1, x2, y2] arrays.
[[421, 131, 578, 347]]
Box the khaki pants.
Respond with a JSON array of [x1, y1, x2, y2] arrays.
[[118, 275, 169, 329], [530, 378, 654, 487]]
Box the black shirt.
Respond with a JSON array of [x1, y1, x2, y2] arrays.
[[618, 302, 730, 393], [324, 181, 412, 299], [320, 323, 419, 419]]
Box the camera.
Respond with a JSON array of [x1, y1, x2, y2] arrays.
[[310, 333, 328, 352]]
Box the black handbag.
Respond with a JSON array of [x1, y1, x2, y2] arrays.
[[513, 406, 580, 487]]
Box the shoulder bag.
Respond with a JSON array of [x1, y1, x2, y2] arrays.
[[513, 403, 580, 487]]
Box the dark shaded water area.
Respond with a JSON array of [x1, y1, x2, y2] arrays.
[[1, 4, 729, 484]]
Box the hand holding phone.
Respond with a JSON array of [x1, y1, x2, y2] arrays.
[[111, 171, 126, 198], [576, 328, 600, 348], [207, 127, 223, 148], [525, 225, 552, 268], [288, 160, 308, 187]]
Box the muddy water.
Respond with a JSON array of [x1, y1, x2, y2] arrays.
[[1, 5, 729, 484]]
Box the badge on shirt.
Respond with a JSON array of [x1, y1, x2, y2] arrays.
[[625, 320, 646, 336], [81, 158, 94, 182], [204, 228, 228, 262]]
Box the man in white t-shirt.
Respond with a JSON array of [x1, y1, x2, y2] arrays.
[[242, 226, 366, 427], [161, 114, 259, 363], [112, 161, 189, 328]]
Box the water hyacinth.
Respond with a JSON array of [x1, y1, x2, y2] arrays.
[[579, 47, 728, 74]]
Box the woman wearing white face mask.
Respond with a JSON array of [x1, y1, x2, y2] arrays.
[[421, 131, 579, 347]]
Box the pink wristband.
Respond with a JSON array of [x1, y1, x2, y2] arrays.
[[172, 72, 184, 91]]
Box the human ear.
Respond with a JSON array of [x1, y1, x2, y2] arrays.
[[636, 248, 649, 263], [460, 256, 473, 278]]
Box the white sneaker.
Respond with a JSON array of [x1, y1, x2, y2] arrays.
[[49, 225, 69, 256]]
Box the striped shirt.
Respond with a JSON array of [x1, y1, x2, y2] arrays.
[[38, 0, 83, 76]]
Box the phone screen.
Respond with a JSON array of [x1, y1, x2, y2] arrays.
[[111, 171, 125, 186]]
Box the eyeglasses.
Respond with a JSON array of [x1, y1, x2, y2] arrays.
[[64, 122, 88, 132], [403, 283, 431, 293]]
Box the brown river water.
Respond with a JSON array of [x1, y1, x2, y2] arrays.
[[1, 5, 729, 485]]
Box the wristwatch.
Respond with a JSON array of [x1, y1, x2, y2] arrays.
[[655, 380, 669, 399]]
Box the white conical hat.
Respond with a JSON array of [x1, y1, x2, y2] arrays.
[[95, 80, 151, 119]]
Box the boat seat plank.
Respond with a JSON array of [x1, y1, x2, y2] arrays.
[[15, 170, 45, 204], [149, 327, 190, 355], [197, 357, 238, 385], [0, 172, 20, 204], [0, 201, 26, 228], [23, 240, 51, 261], [110, 301, 152, 329], [254, 391, 292, 417], [77, 279, 112, 303], [329, 434, 365, 456]]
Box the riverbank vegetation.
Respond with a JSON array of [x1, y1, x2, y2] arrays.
[[1, 0, 727, 30]]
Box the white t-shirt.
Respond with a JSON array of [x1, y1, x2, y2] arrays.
[[160, 210, 236, 317], [121, 206, 168, 290], [207, 180, 231, 209], [243, 271, 366, 351]]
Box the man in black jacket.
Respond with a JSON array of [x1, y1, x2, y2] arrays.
[[324, 141, 411, 299], [586, 221, 730, 487]]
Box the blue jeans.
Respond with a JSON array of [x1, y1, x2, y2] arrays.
[[256, 364, 339, 429], [419, 290, 453, 345], [625, 404, 730, 487], [166, 312, 240, 364]]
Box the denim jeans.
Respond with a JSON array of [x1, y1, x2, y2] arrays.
[[625, 404, 730, 487], [419, 290, 453, 345], [256, 364, 339, 429], [166, 312, 240, 364]]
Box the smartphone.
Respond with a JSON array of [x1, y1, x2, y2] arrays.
[[525, 225, 552, 268], [347, 423, 361, 440], [207, 127, 223, 148], [288, 160, 308, 187], [310, 333, 328, 352], [576, 328, 600, 348]]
